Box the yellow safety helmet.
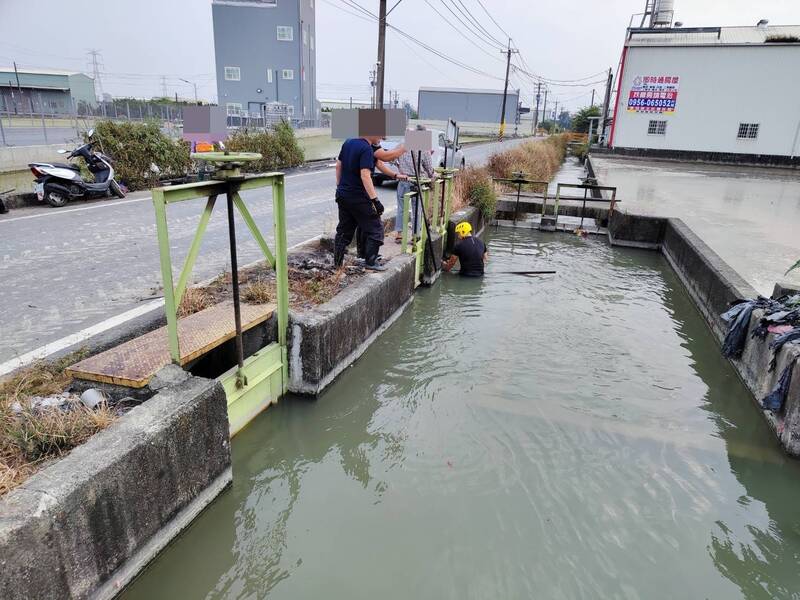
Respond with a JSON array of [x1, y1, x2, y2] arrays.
[[455, 221, 472, 236]]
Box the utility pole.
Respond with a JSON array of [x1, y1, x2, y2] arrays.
[[541, 88, 548, 131], [376, 0, 387, 109], [498, 39, 518, 140], [532, 82, 541, 136], [161, 76, 168, 98], [553, 100, 559, 132], [369, 67, 377, 108], [591, 89, 595, 107], [600, 67, 613, 145]]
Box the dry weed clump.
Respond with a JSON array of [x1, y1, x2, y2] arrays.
[[177, 287, 214, 317], [486, 134, 569, 182], [290, 269, 345, 306], [453, 134, 569, 216], [242, 277, 275, 304], [1, 351, 114, 496]]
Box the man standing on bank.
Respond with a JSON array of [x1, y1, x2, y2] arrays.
[[442, 221, 487, 277], [334, 136, 405, 270]]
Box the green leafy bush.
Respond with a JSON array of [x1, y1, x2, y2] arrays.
[[224, 120, 305, 172], [455, 166, 497, 219], [89, 120, 191, 190]]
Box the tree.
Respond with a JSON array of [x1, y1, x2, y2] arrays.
[[570, 105, 602, 133], [539, 120, 555, 134]]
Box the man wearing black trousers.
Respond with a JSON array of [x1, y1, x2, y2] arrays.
[[334, 136, 403, 270]]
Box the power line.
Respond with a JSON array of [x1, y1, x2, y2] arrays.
[[335, 0, 503, 82], [474, 0, 511, 40], [449, 0, 506, 48], [421, 0, 505, 62], [438, 0, 505, 50]]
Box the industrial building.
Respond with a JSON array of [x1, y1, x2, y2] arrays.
[[418, 87, 520, 124], [608, 1, 800, 161], [212, 0, 317, 122], [0, 68, 96, 115]]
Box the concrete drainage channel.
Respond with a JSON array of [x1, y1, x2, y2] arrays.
[[9, 150, 799, 598], [0, 202, 478, 599]]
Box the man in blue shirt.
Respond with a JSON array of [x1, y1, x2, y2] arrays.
[[334, 136, 403, 270]]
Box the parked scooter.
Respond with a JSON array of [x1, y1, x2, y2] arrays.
[[28, 129, 125, 207]]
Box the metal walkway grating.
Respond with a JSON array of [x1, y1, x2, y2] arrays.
[[67, 301, 276, 388]]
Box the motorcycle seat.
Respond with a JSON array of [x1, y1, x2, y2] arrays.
[[51, 162, 81, 171]]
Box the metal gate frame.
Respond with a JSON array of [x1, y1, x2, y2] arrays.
[[152, 173, 289, 435]]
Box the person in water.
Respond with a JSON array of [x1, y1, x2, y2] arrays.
[[442, 221, 487, 277]]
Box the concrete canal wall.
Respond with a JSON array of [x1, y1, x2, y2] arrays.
[[0, 372, 231, 600], [288, 254, 416, 395], [595, 156, 800, 457]]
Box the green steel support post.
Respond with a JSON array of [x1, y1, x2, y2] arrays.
[[443, 170, 455, 241], [152, 189, 181, 363], [272, 176, 290, 392], [402, 191, 411, 252], [174, 195, 217, 307], [233, 192, 276, 268], [431, 177, 441, 231]]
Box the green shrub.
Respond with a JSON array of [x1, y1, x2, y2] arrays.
[[89, 120, 191, 191], [224, 120, 304, 172]]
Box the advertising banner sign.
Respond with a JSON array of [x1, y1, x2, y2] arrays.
[[627, 75, 679, 114]]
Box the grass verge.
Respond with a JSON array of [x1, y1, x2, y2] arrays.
[[1, 350, 115, 497]]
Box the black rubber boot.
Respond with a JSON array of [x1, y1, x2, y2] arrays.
[[364, 239, 387, 271], [333, 243, 346, 267], [355, 227, 367, 259]]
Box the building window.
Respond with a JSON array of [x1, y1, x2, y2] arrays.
[[311, 35, 314, 50], [647, 120, 667, 135], [226, 102, 242, 116], [224, 66, 240, 81], [282, 69, 294, 80], [737, 123, 759, 139], [287, 105, 295, 116], [267, 69, 273, 83], [277, 26, 293, 41], [303, 29, 308, 45]]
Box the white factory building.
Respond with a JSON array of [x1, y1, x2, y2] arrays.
[[608, 21, 800, 163]]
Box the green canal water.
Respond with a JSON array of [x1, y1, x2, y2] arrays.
[[121, 229, 800, 600]]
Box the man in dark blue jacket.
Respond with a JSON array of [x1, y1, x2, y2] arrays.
[[334, 136, 403, 270]]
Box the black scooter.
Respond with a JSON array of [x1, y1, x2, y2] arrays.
[[29, 129, 125, 207]]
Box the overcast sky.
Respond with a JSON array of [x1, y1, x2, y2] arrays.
[[1, 0, 798, 112]]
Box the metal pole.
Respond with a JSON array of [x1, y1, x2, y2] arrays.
[[226, 185, 245, 379], [0, 112, 6, 146], [591, 89, 595, 107], [39, 96, 48, 144], [272, 175, 290, 391], [499, 39, 512, 140], [376, 0, 387, 109], [532, 82, 541, 136], [541, 89, 548, 132], [600, 67, 613, 144]]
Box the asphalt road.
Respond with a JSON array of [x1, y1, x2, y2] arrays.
[[0, 137, 528, 365]]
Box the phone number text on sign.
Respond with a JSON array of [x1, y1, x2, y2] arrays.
[[627, 75, 679, 114]]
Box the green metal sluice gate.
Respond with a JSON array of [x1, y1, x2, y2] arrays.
[[66, 152, 290, 436], [155, 152, 290, 435]]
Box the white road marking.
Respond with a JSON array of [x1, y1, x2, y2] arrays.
[[0, 233, 325, 377], [0, 167, 335, 225], [0, 299, 165, 377]]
